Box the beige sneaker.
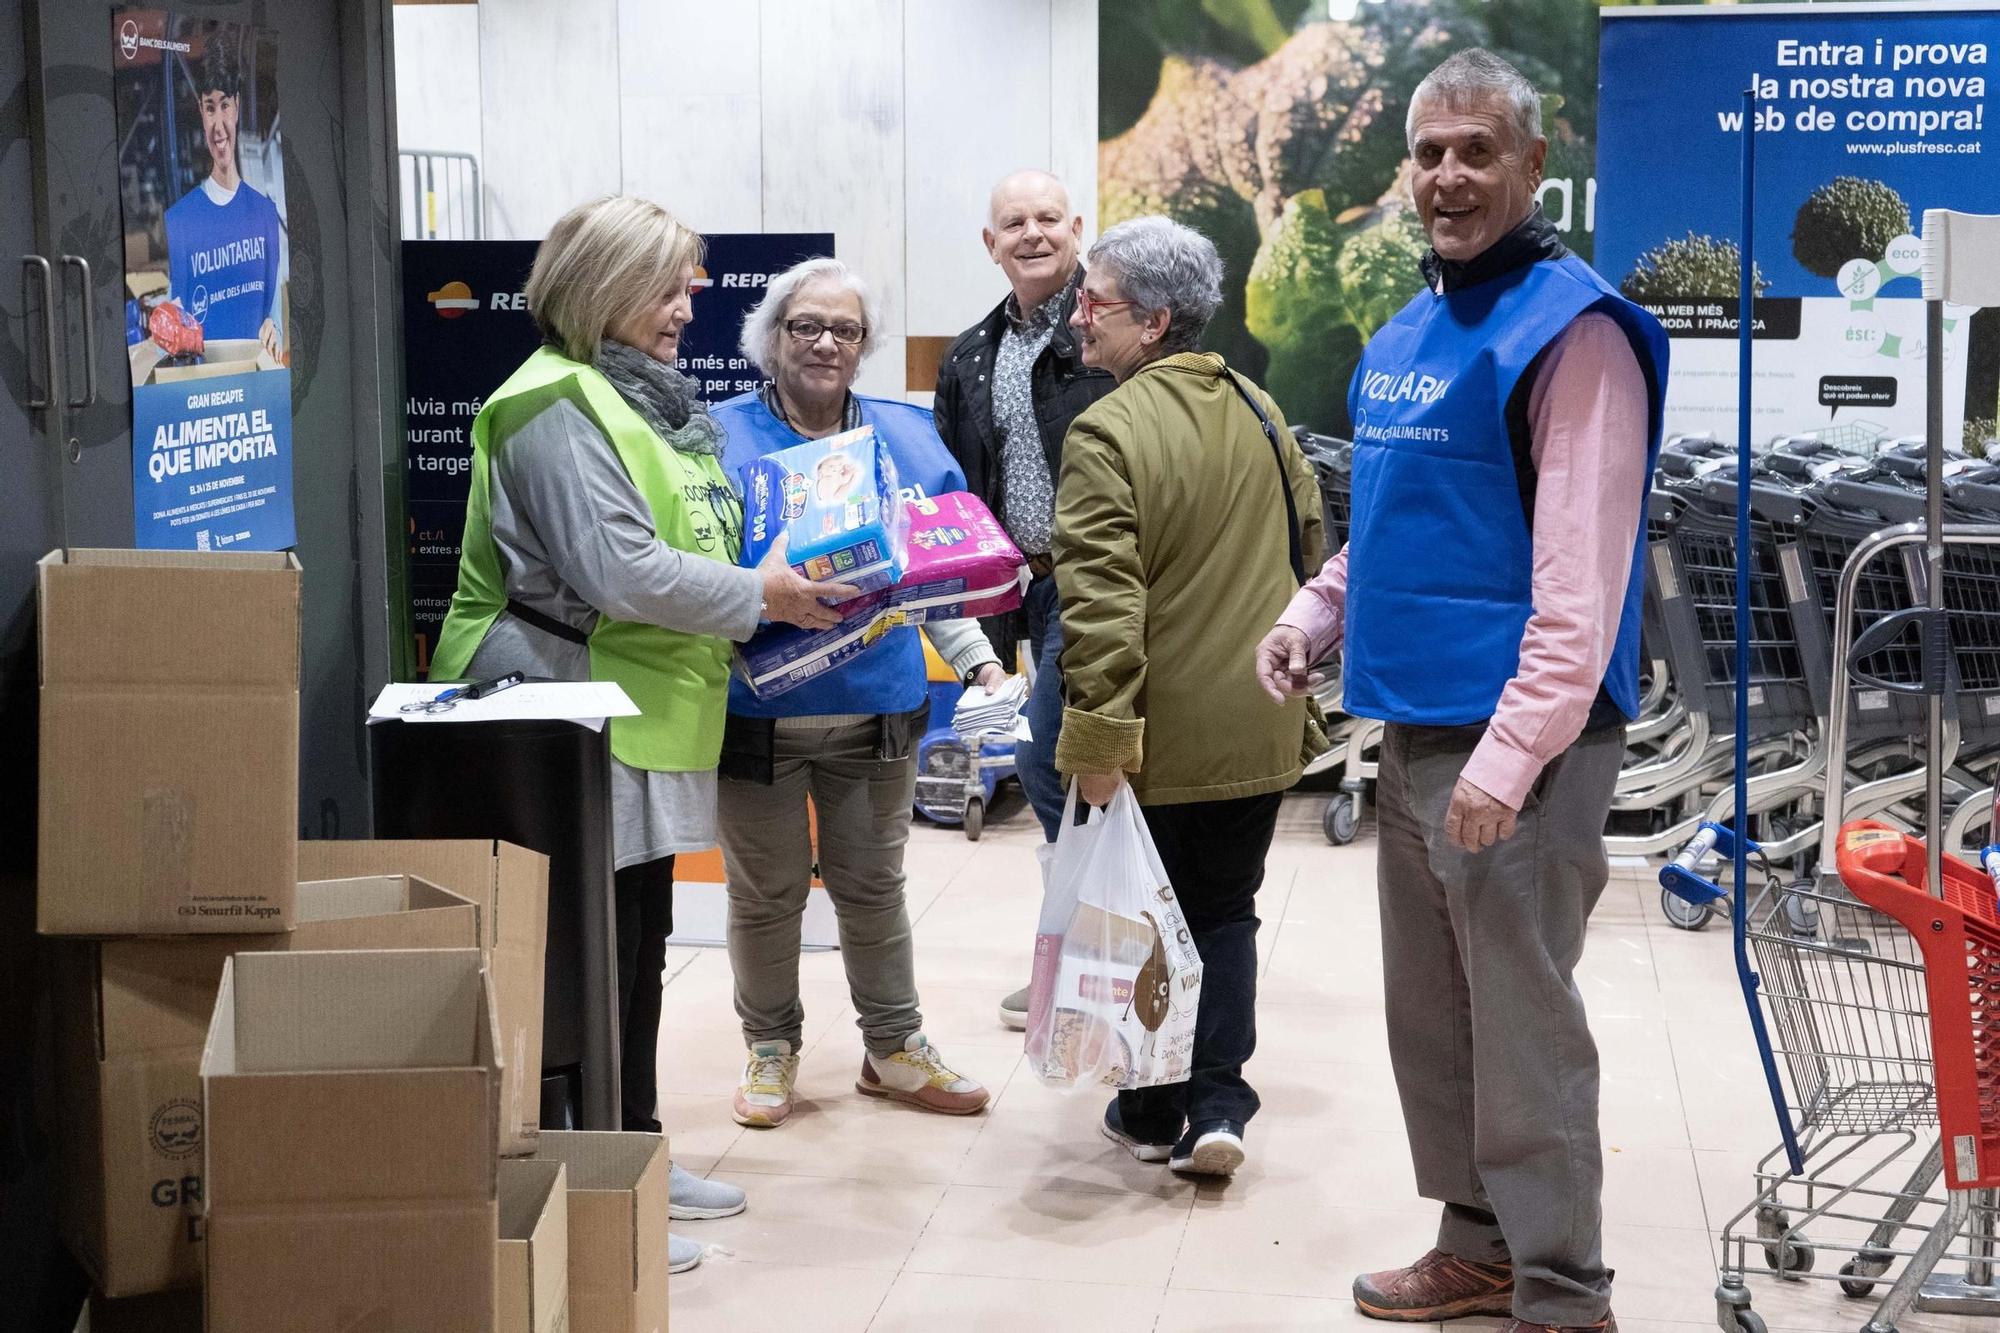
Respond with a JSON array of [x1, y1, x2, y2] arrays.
[[732, 1039, 800, 1128], [856, 1033, 989, 1115]]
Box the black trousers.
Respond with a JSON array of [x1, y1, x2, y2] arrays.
[[615, 855, 675, 1134], [1117, 790, 1282, 1140]]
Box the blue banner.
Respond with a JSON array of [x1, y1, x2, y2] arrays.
[[1598, 3, 2000, 448], [131, 368, 296, 550], [114, 7, 299, 550]]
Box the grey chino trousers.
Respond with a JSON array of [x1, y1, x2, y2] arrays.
[[1375, 721, 1625, 1326], [717, 719, 924, 1058]]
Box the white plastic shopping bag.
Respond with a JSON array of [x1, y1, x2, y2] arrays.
[[1024, 783, 1202, 1090]]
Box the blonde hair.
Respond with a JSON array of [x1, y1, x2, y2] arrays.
[[525, 196, 705, 363]]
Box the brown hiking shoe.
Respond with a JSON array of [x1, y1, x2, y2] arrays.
[[1353, 1248, 1515, 1321], [1501, 1319, 1617, 1333]]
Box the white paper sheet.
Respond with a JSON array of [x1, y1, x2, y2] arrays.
[[368, 681, 639, 730]]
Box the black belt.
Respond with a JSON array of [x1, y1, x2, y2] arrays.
[[506, 598, 590, 646]]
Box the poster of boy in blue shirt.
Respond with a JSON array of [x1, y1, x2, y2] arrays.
[[164, 32, 284, 357]]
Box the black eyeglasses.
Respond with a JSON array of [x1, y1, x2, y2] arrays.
[[785, 318, 867, 347]]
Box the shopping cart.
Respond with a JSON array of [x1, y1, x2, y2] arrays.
[[1295, 428, 1378, 846], [1664, 207, 2000, 1333]]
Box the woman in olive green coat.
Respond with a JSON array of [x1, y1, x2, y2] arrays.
[[1053, 215, 1323, 1180]]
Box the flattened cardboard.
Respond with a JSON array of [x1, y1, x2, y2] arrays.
[[529, 1131, 669, 1333], [200, 949, 501, 1332], [51, 889, 483, 1296], [37, 549, 300, 935], [498, 1159, 571, 1333], [296, 838, 550, 1152]]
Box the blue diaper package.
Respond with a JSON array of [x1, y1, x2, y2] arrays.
[[738, 424, 908, 594]]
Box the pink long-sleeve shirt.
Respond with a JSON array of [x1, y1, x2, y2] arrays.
[[1279, 310, 1649, 810]]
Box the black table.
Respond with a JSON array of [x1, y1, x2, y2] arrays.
[[368, 715, 620, 1130]]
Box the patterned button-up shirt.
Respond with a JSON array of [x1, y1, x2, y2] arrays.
[[990, 281, 1070, 556]]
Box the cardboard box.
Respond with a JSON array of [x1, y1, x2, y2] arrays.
[[51, 880, 480, 1296], [200, 949, 501, 1332], [293, 873, 479, 950], [529, 1132, 669, 1333], [127, 338, 283, 387], [297, 839, 551, 1153], [498, 1159, 571, 1333], [38, 549, 300, 936]]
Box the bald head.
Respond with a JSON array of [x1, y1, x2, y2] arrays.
[[988, 170, 1070, 229], [984, 170, 1083, 310]]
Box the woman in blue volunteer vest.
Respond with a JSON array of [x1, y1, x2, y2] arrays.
[[428, 197, 850, 1272], [711, 258, 1006, 1129]]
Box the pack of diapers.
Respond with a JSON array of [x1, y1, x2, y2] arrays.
[[738, 424, 907, 594], [737, 491, 1028, 699]]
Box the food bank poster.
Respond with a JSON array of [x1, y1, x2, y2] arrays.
[[113, 7, 296, 550], [1598, 3, 2000, 450]]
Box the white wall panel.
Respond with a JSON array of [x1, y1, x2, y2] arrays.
[[1049, 0, 1099, 251], [479, 0, 623, 239], [903, 0, 1052, 338], [617, 0, 764, 234], [396, 0, 1100, 394], [758, 0, 908, 399], [393, 6, 482, 160]]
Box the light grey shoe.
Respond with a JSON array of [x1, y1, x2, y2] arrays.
[[669, 1161, 747, 1220], [668, 1232, 704, 1274], [998, 985, 1030, 1031]]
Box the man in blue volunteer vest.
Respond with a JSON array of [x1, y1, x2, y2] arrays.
[[165, 32, 283, 356], [1256, 50, 1666, 1333]]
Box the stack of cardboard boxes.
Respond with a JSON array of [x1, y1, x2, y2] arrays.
[[39, 550, 671, 1332]]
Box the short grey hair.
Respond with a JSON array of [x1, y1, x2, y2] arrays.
[[1406, 49, 1543, 152], [1085, 216, 1224, 356], [738, 257, 883, 378]]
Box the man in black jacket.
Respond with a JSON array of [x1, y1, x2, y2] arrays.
[[933, 169, 1113, 1029]]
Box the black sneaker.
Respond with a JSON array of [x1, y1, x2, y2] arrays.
[[1100, 1100, 1178, 1163], [1169, 1119, 1246, 1177]]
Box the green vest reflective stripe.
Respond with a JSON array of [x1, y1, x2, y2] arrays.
[[429, 345, 739, 771]]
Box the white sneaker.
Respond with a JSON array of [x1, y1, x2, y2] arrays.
[[668, 1161, 747, 1220], [668, 1232, 704, 1274], [733, 1039, 800, 1128], [856, 1033, 990, 1115]]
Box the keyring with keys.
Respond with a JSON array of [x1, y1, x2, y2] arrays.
[[400, 671, 525, 715]]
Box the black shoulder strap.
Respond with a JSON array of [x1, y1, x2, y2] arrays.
[[1223, 369, 1305, 585]]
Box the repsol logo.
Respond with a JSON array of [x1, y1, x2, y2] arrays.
[[1358, 369, 1452, 406], [718, 273, 776, 288]]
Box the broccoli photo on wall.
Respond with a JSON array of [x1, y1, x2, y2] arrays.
[[1619, 233, 1768, 303], [1791, 176, 1912, 279], [1097, 0, 1603, 437]]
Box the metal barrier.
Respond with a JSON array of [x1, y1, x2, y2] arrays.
[[399, 149, 482, 240]]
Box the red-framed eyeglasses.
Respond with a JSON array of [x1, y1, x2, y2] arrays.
[[1077, 290, 1136, 325]]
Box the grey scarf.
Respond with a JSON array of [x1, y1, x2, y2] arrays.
[[592, 339, 723, 456]]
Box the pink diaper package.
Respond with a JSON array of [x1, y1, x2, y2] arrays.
[[738, 491, 1028, 698]]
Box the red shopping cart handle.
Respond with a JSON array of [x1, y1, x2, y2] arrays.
[[1835, 819, 2000, 1190], [1836, 820, 1998, 927]]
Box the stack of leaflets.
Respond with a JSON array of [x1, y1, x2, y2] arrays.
[[953, 673, 1031, 740]]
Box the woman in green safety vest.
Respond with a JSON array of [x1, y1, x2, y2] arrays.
[[428, 196, 855, 1273]]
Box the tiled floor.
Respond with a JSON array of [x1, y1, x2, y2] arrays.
[[659, 793, 1964, 1332]]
